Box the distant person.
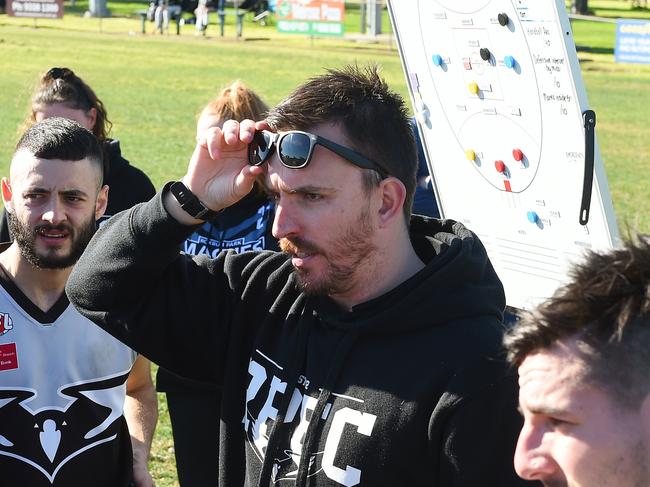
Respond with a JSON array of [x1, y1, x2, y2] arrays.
[[156, 80, 277, 487], [154, 0, 181, 33], [0, 67, 156, 242], [68, 65, 533, 486], [0, 118, 157, 487], [194, 0, 209, 34], [504, 236, 650, 486]]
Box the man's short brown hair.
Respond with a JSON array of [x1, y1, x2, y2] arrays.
[[504, 236, 650, 408], [266, 64, 417, 221]]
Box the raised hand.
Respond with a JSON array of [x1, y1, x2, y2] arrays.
[[182, 119, 266, 212]]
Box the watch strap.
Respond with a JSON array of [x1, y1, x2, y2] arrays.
[[169, 181, 219, 221]]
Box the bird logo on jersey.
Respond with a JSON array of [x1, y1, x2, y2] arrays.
[[0, 371, 130, 483], [0, 312, 13, 336]]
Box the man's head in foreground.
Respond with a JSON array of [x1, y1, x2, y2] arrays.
[[504, 236, 650, 487], [263, 65, 418, 300], [2, 117, 107, 269]]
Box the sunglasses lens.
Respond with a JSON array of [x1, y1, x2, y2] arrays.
[[248, 131, 272, 166], [279, 133, 311, 168]]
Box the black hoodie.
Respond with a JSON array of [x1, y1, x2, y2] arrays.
[[157, 188, 277, 393], [98, 139, 156, 224], [67, 188, 535, 487]]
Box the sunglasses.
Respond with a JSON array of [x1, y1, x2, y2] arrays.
[[248, 130, 388, 177]]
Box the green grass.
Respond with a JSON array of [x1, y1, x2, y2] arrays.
[[0, 2, 649, 485], [567, 0, 650, 18], [568, 16, 650, 232]]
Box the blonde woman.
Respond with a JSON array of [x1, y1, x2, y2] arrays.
[[156, 81, 277, 487]]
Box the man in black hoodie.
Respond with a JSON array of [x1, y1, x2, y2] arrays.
[[68, 65, 535, 486]]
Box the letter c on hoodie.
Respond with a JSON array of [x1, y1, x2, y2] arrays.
[[322, 407, 377, 486]]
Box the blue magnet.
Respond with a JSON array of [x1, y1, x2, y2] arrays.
[[432, 54, 443, 67], [527, 211, 539, 224], [504, 55, 516, 69]]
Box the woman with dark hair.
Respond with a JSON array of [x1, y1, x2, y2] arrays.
[[0, 67, 156, 240]]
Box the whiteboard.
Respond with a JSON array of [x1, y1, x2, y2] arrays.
[[388, 0, 619, 310]]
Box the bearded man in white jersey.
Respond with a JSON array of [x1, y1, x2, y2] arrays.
[[0, 117, 157, 487]]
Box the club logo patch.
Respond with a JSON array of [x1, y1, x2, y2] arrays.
[[0, 343, 18, 371], [0, 313, 13, 336]]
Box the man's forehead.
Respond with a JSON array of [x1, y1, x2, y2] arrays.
[[265, 168, 336, 195], [518, 342, 590, 409], [10, 150, 101, 188], [519, 341, 587, 382], [266, 144, 360, 184], [10, 149, 40, 176]]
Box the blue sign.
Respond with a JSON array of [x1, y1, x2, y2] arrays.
[[615, 19, 650, 65]]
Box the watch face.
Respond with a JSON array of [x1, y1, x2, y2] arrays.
[[170, 182, 217, 220], [170, 181, 190, 201]]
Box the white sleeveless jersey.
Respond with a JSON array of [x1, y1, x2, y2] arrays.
[[0, 275, 137, 486]]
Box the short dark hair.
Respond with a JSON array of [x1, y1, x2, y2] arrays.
[[14, 117, 104, 184], [504, 236, 650, 408], [266, 64, 417, 221]]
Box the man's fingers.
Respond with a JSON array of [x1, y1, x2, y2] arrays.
[[255, 119, 271, 132], [239, 119, 257, 144], [200, 126, 220, 161], [234, 164, 264, 198], [221, 119, 241, 145], [244, 163, 265, 179]]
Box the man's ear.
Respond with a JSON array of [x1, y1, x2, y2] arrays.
[[1, 177, 13, 214], [377, 177, 406, 228], [95, 184, 109, 220]]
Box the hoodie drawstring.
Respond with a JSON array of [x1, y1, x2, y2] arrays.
[[294, 330, 359, 487], [257, 300, 313, 487]]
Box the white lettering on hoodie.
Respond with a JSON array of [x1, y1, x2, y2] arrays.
[[242, 351, 377, 486]]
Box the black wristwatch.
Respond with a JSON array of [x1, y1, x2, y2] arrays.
[[169, 181, 219, 221]]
